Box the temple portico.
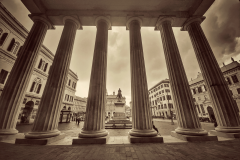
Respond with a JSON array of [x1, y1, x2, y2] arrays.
[[0, 0, 239, 144]]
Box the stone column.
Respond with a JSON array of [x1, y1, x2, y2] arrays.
[[25, 17, 80, 138], [182, 16, 240, 133], [127, 17, 157, 137], [79, 17, 111, 138], [156, 17, 207, 135], [0, 16, 52, 135]]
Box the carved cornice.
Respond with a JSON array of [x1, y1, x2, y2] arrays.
[[25, 93, 41, 99], [33, 68, 48, 78]]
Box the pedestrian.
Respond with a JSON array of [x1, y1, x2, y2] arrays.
[[152, 121, 161, 136], [210, 115, 218, 128], [75, 116, 77, 123], [77, 117, 80, 125]]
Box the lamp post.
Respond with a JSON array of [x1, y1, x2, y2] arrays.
[[167, 91, 174, 125]]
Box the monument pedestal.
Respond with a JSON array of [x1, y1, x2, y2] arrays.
[[171, 131, 217, 142], [72, 136, 109, 144], [15, 133, 65, 145], [128, 135, 163, 143], [210, 130, 240, 138], [106, 111, 132, 129]]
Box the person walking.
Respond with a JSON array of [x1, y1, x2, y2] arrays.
[[152, 121, 161, 136], [77, 117, 80, 125]]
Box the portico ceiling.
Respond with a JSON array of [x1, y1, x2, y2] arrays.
[[21, 0, 214, 28]]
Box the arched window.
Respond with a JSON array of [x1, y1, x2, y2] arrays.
[[0, 33, 8, 46], [63, 106, 66, 110], [38, 59, 42, 69], [7, 38, 15, 52], [44, 63, 48, 72], [30, 78, 42, 94], [68, 107, 71, 110], [13, 42, 20, 55]]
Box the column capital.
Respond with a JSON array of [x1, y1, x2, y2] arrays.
[[126, 17, 143, 30], [95, 16, 111, 30], [29, 15, 55, 29], [63, 16, 82, 30], [181, 16, 205, 31], [155, 16, 174, 30]]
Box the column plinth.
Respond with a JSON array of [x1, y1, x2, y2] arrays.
[[127, 18, 157, 137], [0, 18, 51, 135], [79, 18, 110, 138], [183, 17, 240, 133], [25, 18, 79, 139], [156, 17, 207, 136]]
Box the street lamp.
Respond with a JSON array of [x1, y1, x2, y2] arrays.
[[166, 91, 174, 125]]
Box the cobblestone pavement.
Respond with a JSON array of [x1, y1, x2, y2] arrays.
[[1, 140, 240, 160], [16, 119, 215, 137]]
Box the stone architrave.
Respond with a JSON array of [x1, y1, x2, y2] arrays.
[[0, 16, 52, 135], [182, 16, 240, 133], [78, 16, 111, 138], [156, 17, 208, 136], [127, 17, 157, 137], [25, 16, 81, 139]]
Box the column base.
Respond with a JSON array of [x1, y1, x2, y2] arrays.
[[0, 133, 24, 142], [15, 133, 65, 145], [25, 130, 61, 139], [210, 130, 240, 138], [215, 126, 240, 133], [0, 128, 19, 135], [175, 127, 208, 136], [79, 129, 108, 138], [72, 135, 109, 144], [128, 135, 163, 143], [171, 131, 217, 142], [129, 129, 157, 137]]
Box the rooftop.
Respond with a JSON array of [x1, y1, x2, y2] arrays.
[[149, 79, 169, 91]]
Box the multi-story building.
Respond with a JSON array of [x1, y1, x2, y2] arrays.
[[189, 58, 240, 121], [148, 79, 174, 118], [105, 91, 126, 117], [0, 3, 78, 124], [73, 96, 87, 114]]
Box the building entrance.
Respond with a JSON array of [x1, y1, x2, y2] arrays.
[[207, 106, 215, 122]]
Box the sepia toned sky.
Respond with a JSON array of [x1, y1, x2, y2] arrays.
[[2, 0, 240, 105]]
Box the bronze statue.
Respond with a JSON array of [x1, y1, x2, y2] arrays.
[[116, 88, 123, 102]]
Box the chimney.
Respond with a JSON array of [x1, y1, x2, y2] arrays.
[[113, 91, 115, 95]]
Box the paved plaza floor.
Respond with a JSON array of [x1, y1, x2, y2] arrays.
[[1, 119, 240, 159]]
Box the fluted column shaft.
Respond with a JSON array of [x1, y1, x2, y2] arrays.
[[158, 18, 207, 135], [79, 20, 109, 138], [0, 19, 49, 135], [128, 20, 157, 137], [185, 20, 240, 133], [25, 19, 78, 138]]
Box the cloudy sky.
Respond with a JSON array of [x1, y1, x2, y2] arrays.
[[2, 0, 239, 105]]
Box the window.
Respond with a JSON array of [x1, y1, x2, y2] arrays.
[[164, 104, 167, 108], [38, 59, 42, 69], [44, 63, 48, 72], [30, 78, 41, 93], [165, 89, 170, 92], [155, 100, 157, 105], [161, 105, 163, 109], [13, 42, 20, 54], [167, 95, 171, 100], [231, 75, 239, 83], [0, 33, 8, 46], [192, 89, 196, 94], [7, 38, 15, 52], [159, 91, 161, 94], [164, 84, 169, 87], [161, 85, 163, 88], [160, 97, 162, 101], [0, 69, 8, 84], [198, 87, 202, 93], [162, 96, 165, 100], [226, 77, 232, 85], [68, 79, 71, 86], [168, 103, 173, 109], [23, 98, 27, 104], [162, 90, 164, 93], [158, 105, 160, 109], [237, 88, 240, 94]]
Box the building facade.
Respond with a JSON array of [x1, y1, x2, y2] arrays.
[[148, 79, 175, 118], [0, 3, 78, 124], [73, 96, 87, 114], [189, 59, 240, 121]]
